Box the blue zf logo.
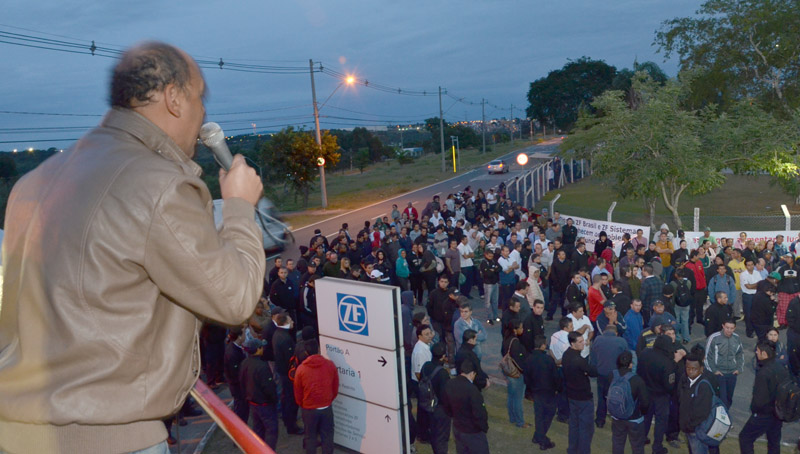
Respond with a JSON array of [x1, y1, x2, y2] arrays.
[[337, 293, 369, 336]]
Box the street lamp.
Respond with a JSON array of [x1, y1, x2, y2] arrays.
[[310, 59, 355, 209]]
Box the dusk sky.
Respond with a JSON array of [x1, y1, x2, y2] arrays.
[[1, 0, 703, 151]]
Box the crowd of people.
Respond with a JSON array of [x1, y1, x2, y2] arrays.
[[199, 184, 800, 454]]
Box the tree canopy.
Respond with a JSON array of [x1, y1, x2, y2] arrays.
[[261, 127, 340, 207], [526, 57, 617, 131], [655, 0, 800, 112]]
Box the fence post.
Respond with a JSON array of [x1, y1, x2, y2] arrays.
[[580, 159, 585, 179], [550, 194, 561, 217], [782, 204, 791, 231], [539, 166, 544, 198], [607, 202, 617, 222], [522, 172, 528, 204], [693, 208, 700, 232], [570, 159, 575, 182]]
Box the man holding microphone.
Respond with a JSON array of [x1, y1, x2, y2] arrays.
[[0, 42, 265, 454]]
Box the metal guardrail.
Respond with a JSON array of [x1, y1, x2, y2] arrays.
[[504, 158, 592, 209], [190, 380, 273, 454]]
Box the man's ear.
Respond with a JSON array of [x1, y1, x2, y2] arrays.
[[164, 84, 182, 118]]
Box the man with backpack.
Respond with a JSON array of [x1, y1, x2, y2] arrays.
[[522, 335, 560, 451], [739, 340, 792, 454], [609, 351, 650, 454], [591, 324, 629, 428], [679, 353, 716, 454], [419, 343, 451, 454], [672, 269, 694, 344]]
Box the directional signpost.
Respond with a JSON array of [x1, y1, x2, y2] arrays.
[[316, 278, 410, 454]]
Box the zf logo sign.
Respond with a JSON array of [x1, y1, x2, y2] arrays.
[[337, 293, 368, 336]]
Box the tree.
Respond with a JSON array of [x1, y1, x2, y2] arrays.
[[526, 57, 617, 130], [354, 148, 371, 173], [0, 155, 18, 180], [563, 72, 800, 227], [261, 127, 340, 207], [564, 74, 715, 228], [655, 0, 800, 113]]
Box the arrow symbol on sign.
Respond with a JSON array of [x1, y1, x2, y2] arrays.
[[378, 356, 387, 367], [385, 415, 391, 422]]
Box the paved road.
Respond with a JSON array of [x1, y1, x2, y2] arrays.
[[280, 139, 562, 263]]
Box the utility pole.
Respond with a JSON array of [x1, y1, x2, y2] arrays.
[[481, 98, 486, 154], [439, 86, 445, 173], [510, 104, 514, 144], [530, 119, 533, 142], [309, 59, 327, 209]]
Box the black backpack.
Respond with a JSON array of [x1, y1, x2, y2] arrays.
[[676, 280, 692, 307], [775, 377, 800, 422], [418, 365, 443, 413]]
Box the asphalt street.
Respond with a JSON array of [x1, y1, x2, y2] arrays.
[[280, 139, 562, 263]]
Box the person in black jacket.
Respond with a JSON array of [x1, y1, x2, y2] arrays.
[[565, 272, 586, 312], [520, 300, 545, 352], [270, 267, 297, 323], [610, 351, 650, 454], [454, 329, 489, 391], [562, 331, 598, 454], [549, 250, 572, 319], [571, 242, 591, 276], [640, 335, 681, 454], [420, 343, 451, 454], [522, 335, 559, 450], [479, 249, 501, 324], [679, 352, 715, 454], [442, 360, 490, 454], [739, 341, 791, 454], [751, 280, 777, 341], [704, 291, 733, 337], [272, 312, 303, 435], [239, 338, 279, 449], [223, 328, 249, 424]]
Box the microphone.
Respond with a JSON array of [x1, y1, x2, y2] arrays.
[[199, 122, 233, 170]]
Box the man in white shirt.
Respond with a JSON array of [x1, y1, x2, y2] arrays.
[[509, 242, 526, 280], [567, 303, 593, 358], [430, 209, 444, 227], [541, 242, 555, 270], [458, 236, 476, 297], [740, 257, 763, 338], [411, 324, 434, 381], [534, 231, 549, 251], [550, 317, 573, 366]]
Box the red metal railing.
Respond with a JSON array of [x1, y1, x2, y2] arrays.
[[190, 380, 274, 454]]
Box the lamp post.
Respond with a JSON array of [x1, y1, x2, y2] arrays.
[[310, 59, 354, 209]]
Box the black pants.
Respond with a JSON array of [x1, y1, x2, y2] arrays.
[[739, 413, 782, 454], [422, 272, 438, 300], [229, 382, 250, 424], [250, 403, 279, 449], [278, 373, 299, 431], [410, 274, 424, 305], [692, 288, 708, 324], [643, 394, 669, 454], [499, 283, 515, 311], [301, 407, 334, 454], [429, 408, 451, 454], [533, 392, 557, 444], [453, 428, 490, 454], [611, 418, 645, 454]]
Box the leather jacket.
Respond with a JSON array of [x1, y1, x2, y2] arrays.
[[0, 108, 265, 453]]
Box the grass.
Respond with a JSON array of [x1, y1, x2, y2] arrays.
[[539, 174, 800, 231], [273, 140, 540, 229]]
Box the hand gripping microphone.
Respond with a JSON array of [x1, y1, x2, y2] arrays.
[[199, 122, 233, 170]]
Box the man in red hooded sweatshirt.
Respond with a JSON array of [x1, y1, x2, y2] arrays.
[[294, 340, 339, 454]]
